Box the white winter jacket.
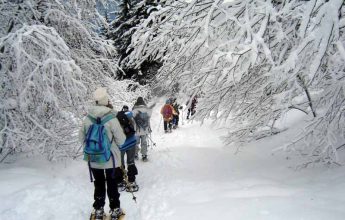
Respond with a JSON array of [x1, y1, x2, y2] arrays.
[[79, 105, 126, 169]]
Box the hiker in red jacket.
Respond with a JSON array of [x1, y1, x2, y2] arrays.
[[160, 99, 176, 133]]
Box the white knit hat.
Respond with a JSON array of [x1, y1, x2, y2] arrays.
[[93, 87, 109, 106]]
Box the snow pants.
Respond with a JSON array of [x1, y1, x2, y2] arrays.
[[136, 135, 148, 157], [121, 146, 138, 182], [163, 120, 172, 131], [91, 168, 122, 210]]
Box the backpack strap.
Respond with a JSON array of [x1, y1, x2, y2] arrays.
[[87, 113, 115, 125], [87, 115, 97, 124], [101, 113, 115, 125]]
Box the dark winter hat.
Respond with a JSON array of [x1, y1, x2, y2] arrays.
[[135, 97, 146, 106], [122, 105, 129, 111]]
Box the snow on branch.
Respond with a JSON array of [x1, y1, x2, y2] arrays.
[[0, 25, 86, 161], [128, 0, 345, 164]]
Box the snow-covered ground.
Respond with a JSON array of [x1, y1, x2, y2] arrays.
[[1, 100, 345, 220]]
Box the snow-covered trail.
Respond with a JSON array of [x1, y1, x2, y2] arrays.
[[129, 110, 345, 220], [1, 100, 345, 220]]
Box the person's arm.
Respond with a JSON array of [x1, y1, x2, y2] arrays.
[[111, 118, 126, 146], [79, 118, 88, 144]]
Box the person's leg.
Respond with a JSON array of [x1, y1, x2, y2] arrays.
[[140, 135, 148, 157], [120, 151, 125, 169], [172, 115, 177, 128], [91, 169, 106, 210], [168, 119, 173, 131], [135, 136, 140, 158], [105, 168, 122, 210], [163, 120, 168, 131], [191, 107, 196, 116], [187, 108, 191, 119], [126, 147, 138, 182]]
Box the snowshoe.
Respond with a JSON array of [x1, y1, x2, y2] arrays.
[[126, 181, 139, 192], [90, 208, 105, 220], [117, 181, 126, 192], [109, 208, 125, 220]]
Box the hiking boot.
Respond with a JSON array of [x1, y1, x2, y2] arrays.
[[94, 208, 104, 220], [142, 155, 148, 162], [110, 208, 124, 220], [126, 181, 139, 192]]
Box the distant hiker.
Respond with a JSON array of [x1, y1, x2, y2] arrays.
[[186, 96, 197, 119], [161, 99, 176, 133], [132, 97, 152, 162], [79, 87, 126, 220], [118, 105, 139, 192], [171, 98, 181, 129]]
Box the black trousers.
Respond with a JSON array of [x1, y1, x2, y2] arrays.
[[121, 146, 138, 182], [91, 168, 122, 210], [164, 120, 172, 131]]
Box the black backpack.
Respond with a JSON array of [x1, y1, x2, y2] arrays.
[[117, 111, 135, 137]]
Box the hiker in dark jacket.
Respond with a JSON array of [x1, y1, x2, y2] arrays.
[[186, 96, 197, 119], [172, 98, 181, 129], [132, 97, 152, 162], [118, 105, 139, 192]]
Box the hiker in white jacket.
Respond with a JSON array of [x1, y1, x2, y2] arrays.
[[132, 97, 152, 161], [79, 87, 126, 219]]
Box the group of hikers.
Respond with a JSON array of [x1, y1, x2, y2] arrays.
[[160, 95, 197, 133], [79, 87, 197, 220]]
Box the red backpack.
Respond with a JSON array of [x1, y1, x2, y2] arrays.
[[162, 104, 173, 119]]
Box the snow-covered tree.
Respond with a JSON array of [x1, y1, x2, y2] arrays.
[[0, 0, 147, 162], [128, 0, 345, 165]]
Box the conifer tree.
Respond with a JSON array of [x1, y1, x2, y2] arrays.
[[108, 0, 162, 84]]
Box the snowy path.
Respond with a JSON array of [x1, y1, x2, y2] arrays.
[[1, 102, 345, 220]]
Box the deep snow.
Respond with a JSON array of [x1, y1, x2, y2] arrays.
[[1, 100, 345, 220]]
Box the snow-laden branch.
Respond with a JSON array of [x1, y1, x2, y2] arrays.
[[0, 25, 86, 161], [0, 0, 148, 162], [128, 0, 345, 164]]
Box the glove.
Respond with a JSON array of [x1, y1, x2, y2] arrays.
[[148, 127, 152, 133]]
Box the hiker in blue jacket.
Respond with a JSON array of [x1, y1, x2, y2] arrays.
[[119, 105, 139, 192], [79, 87, 126, 220], [132, 97, 152, 162]]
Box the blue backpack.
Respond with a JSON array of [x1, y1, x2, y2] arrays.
[[83, 113, 115, 163]]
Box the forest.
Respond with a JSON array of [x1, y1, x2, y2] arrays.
[[1, 0, 344, 166]]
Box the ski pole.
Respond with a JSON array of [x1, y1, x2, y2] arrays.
[[73, 144, 83, 159], [146, 134, 156, 147], [157, 116, 163, 132], [181, 108, 184, 125]]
